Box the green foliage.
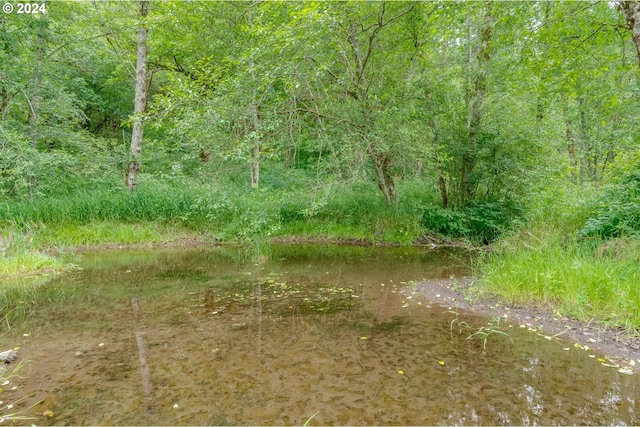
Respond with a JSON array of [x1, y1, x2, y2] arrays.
[[0, 129, 40, 197], [1, 0, 640, 343], [478, 234, 640, 330], [581, 153, 640, 238], [421, 201, 518, 243]]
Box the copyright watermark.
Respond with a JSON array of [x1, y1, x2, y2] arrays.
[[3, 3, 47, 14]]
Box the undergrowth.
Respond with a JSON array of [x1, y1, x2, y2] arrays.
[[476, 181, 640, 332], [0, 175, 515, 247]]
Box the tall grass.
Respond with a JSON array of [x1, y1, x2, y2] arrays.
[[0, 177, 432, 244], [478, 235, 640, 328], [476, 183, 640, 331], [0, 176, 209, 228]]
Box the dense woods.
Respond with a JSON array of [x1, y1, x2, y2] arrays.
[[1, 1, 640, 328]]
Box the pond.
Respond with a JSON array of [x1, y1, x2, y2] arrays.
[[1, 244, 639, 425]]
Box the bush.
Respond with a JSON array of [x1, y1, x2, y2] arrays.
[[420, 201, 517, 243], [581, 154, 640, 239]]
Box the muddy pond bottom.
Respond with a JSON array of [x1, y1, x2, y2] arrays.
[[3, 245, 639, 425]]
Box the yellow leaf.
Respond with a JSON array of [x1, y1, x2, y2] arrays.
[[43, 410, 54, 417], [438, 360, 445, 366], [360, 336, 367, 340], [397, 370, 404, 375], [597, 358, 606, 363]]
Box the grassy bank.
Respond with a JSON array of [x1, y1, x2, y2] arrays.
[[0, 174, 512, 248], [475, 181, 640, 332], [477, 233, 640, 331], [4, 173, 639, 332]]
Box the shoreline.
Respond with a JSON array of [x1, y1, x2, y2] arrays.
[[3, 235, 639, 374], [412, 276, 640, 374]]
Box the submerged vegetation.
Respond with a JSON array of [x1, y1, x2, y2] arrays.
[[1, 1, 640, 331]]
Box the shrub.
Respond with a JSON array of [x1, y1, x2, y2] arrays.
[[581, 155, 640, 239]]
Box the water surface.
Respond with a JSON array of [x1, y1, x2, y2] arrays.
[[2, 245, 638, 425]]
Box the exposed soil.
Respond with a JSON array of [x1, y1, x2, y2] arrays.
[[413, 276, 640, 373], [46, 236, 219, 255]]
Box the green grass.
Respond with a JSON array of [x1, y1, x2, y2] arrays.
[[477, 233, 640, 331], [475, 182, 640, 332], [29, 222, 173, 248], [0, 251, 66, 278]]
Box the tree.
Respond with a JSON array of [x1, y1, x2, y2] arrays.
[[308, 2, 421, 204], [459, 2, 494, 206], [621, 1, 640, 67], [126, 0, 149, 190]]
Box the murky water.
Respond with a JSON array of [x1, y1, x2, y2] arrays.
[[2, 245, 639, 425]]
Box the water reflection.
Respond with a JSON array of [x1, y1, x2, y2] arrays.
[[2, 245, 639, 425]]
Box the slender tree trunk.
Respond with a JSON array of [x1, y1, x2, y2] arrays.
[[429, 119, 448, 209], [578, 97, 592, 184], [622, 1, 640, 68], [0, 16, 8, 121], [459, 3, 493, 206], [250, 105, 260, 189], [369, 150, 396, 205], [28, 17, 48, 144], [126, 0, 149, 191], [248, 3, 260, 190], [534, 1, 551, 123], [562, 96, 579, 184]]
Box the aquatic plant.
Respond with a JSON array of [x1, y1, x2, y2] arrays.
[[466, 316, 514, 350], [448, 310, 513, 350], [0, 360, 36, 424]]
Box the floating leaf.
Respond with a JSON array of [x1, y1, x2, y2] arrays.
[[597, 358, 606, 363], [397, 370, 404, 375], [438, 360, 445, 366], [360, 336, 367, 340]]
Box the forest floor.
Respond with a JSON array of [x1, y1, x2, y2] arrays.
[[413, 276, 640, 374]]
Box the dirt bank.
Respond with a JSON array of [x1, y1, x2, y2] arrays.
[[413, 276, 640, 374]]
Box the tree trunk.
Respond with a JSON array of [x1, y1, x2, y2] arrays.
[[0, 15, 8, 121], [248, 3, 260, 190], [370, 150, 396, 205], [429, 119, 448, 209], [562, 96, 579, 184], [126, 0, 149, 191], [250, 134, 260, 189], [28, 17, 48, 144], [622, 1, 640, 68], [459, 4, 493, 206]]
